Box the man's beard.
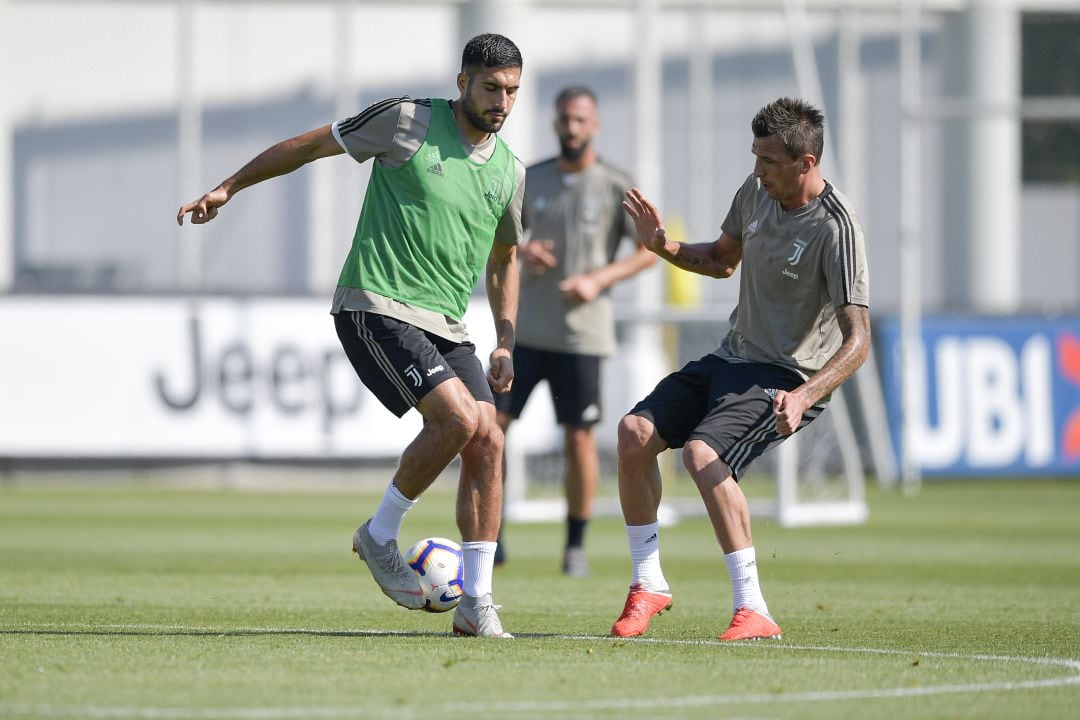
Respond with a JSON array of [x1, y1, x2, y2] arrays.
[[559, 138, 588, 162], [462, 90, 504, 134]]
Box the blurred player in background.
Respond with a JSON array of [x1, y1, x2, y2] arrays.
[[177, 33, 525, 638], [610, 97, 871, 640], [494, 86, 655, 576]]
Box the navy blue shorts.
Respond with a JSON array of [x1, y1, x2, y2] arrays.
[[628, 355, 825, 479], [493, 344, 602, 427], [334, 310, 493, 418]]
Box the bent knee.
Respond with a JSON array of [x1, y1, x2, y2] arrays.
[[426, 399, 480, 448], [682, 439, 722, 474], [617, 414, 661, 458], [682, 440, 735, 485], [462, 410, 503, 458], [454, 403, 482, 436]]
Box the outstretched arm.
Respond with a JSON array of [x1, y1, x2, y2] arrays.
[[176, 124, 344, 225], [773, 303, 872, 435], [485, 240, 518, 393], [622, 187, 741, 278]]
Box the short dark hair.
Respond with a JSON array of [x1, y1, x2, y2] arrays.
[[461, 33, 523, 74], [555, 85, 597, 108], [751, 97, 825, 162]]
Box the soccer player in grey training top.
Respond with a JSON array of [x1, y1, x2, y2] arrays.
[[494, 86, 655, 577], [177, 34, 526, 638], [610, 97, 871, 641]]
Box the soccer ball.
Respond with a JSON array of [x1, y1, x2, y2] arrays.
[[403, 537, 464, 613]]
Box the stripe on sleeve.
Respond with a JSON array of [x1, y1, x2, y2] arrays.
[[338, 96, 411, 137], [820, 191, 857, 305]]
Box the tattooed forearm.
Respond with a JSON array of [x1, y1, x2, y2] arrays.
[[661, 239, 739, 279], [667, 251, 713, 270], [795, 304, 871, 405]]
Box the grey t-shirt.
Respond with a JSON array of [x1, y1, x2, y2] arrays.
[[516, 158, 635, 356], [717, 174, 870, 379], [329, 97, 526, 342]]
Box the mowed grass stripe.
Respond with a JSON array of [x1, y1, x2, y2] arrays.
[[2, 630, 1079, 717], [1, 478, 1078, 719]]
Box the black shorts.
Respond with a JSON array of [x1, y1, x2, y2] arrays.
[[334, 310, 493, 418], [493, 344, 602, 427], [628, 355, 825, 479]]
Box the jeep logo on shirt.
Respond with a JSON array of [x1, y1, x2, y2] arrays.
[[484, 177, 503, 204]]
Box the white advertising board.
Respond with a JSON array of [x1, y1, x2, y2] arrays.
[[0, 296, 558, 458]]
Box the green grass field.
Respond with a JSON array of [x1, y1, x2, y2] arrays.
[[2, 475, 1078, 719]]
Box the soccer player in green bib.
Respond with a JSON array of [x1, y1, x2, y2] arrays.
[[177, 34, 526, 638]]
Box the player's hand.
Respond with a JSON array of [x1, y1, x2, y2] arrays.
[[521, 239, 557, 275], [559, 274, 601, 303], [622, 187, 667, 254], [487, 348, 514, 394], [177, 187, 229, 226], [772, 389, 810, 436]]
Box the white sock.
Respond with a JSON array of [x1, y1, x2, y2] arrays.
[[461, 541, 496, 598], [724, 546, 770, 617], [367, 482, 417, 546], [627, 522, 669, 592]]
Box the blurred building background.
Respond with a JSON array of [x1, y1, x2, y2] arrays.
[[2, 0, 1077, 310], [1, 0, 1078, 487]]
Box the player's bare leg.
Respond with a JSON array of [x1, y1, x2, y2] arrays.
[[456, 401, 503, 542], [562, 424, 598, 576], [681, 440, 751, 553], [683, 438, 781, 641], [353, 380, 479, 610], [453, 401, 513, 637], [492, 410, 514, 565], [395, 380, 481, 499], [610, 414, 673, 637], [616, 414, 666, 525]]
